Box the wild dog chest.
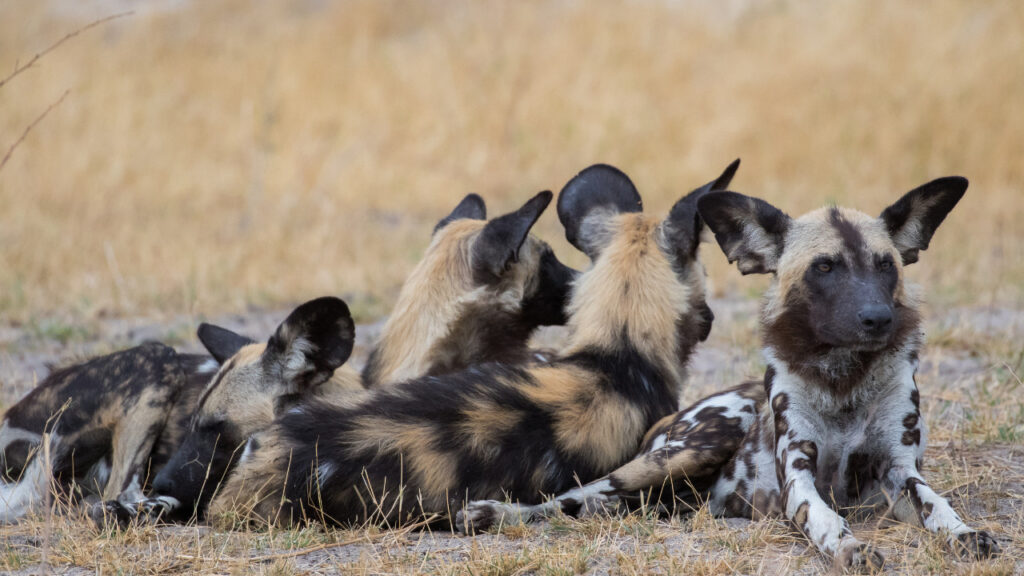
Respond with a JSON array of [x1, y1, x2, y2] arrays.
[[769, 353, 921, 509]]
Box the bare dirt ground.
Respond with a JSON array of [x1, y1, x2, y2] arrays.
[[1, 297, 1022, 575]]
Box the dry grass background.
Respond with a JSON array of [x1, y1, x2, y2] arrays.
[[1, 1, 1023, 574], [0, 0, 1021, 325]]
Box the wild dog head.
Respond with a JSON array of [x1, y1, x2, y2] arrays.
[[697, 177, 967, 392], [151, 297, 354, 515], [362, 190, 577, 385], [556, 160, 739, 388]]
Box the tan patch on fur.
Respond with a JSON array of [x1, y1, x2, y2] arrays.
[[208, 433, 292, 525], [641, 412, 681, 447], [367, 219, 549, 386], [563, 213, 693, 388], [368, 220, 478, 385], [524, 365, 647, 472], [343, 416, 457, 500], [457, 397, 524, 460]]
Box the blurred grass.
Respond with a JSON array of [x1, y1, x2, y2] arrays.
[[0, 0, 1021, 323]]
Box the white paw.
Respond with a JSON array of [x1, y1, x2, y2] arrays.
[[835, 538, 885, 573], [456, 500, 521, 534]]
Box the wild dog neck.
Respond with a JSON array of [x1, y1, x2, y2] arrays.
[[365, 221, 480, 384], [563, 213, 708, 398]]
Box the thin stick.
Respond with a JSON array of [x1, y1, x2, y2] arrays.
[[0, 89, 69, 173], [0, 12, 133, 90]]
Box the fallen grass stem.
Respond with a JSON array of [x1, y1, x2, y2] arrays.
[[173, 514, 439, 565]]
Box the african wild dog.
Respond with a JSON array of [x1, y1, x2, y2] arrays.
[[361, 191, 576, 385], [140, 191, 577, 521], [459, 177, 1000, 571], [0, 344, 218, 523], [203, 161, 728, 527]]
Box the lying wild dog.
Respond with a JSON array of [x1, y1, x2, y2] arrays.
[[0, 345, 217, 524], [459, 177, 1000, 571], [1, 192, 575, 525], [140, 191, 576, 521], [204, 161, 733, 527]]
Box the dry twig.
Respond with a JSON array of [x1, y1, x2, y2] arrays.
[[0, 89, 69, 173], [0, 12, 132, 90]]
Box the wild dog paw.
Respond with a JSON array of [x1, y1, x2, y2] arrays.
[[456, 500, 520, 534], [139, 495, 180, 518], [953, 531, 1000, 559], [89, 500, 136, 529], [576, 494, 619, 518], [835, 539, 885, 573]]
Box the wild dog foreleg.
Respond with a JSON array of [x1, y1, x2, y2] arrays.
[[881, 381, 999, 559], [91, 401, 173, 527], [773, 392, 884, 572]]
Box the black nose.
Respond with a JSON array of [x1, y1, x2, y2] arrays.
[[858, 305, 893, 335]]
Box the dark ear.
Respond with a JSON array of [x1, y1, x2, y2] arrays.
[[557, 164, 642, 259], [434, 193, 487, 234], [697, 191, 791, 275], [664, 159, 742, 258], [879, 176, 967, 265], [471, 191, 552, 284], [266, 296, 355, 393], [197, 323, 255, 364]]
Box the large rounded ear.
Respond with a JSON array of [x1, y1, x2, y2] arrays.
[[697, 191, 790, 275], [197, 324, 255, 364], [471, 191, 552, 284], [557, 164, 643, 259], [879, 176, 967, 265], [664, 159, 741, 258], [434, 193, 487, 235], [266, 296, 355, 393]]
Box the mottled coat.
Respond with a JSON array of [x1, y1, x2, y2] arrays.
[[459, 177, 1000, 571], [207, 163, 715, 526], [147, 192, 576, 520], [0, 344, 216, 523]]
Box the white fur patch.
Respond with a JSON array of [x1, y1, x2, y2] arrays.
[[198, 359, 220, 374], [317, 461, 336, 484], [283, 336, 316, 379], [0, 433, 61, 524]]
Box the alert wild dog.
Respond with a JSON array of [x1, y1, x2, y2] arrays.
[[459, 176, 1000, 571], [206, 161, 730, 527], [142, 191, 577, 520]]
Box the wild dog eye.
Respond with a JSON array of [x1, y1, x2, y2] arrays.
[[815, 262, 832, 273], [877, 258, 893, 271]]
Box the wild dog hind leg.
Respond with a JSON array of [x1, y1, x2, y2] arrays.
[[457, 383, 760, 532]]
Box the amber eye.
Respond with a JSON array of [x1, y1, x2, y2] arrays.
[[878, 259, 893, 271], [816, 262, 832, 273]]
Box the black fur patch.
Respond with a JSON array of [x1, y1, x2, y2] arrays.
[[270, 344, 680, 525], [880, 177, 967, 265]]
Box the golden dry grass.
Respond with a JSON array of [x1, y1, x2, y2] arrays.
[[1, 0, 1022, 324], [1, 1, 1022, 575]]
